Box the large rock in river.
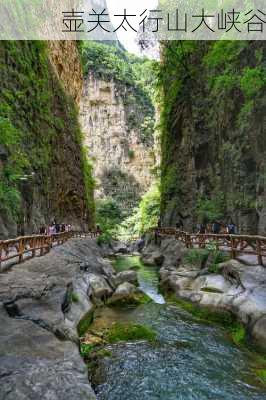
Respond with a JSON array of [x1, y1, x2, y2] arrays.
[[0, 238, 115, 399], [114, 270, 138, 287]]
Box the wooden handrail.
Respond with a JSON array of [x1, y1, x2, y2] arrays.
[[152, 227, 266, 267], [0, 230, 100, 270]]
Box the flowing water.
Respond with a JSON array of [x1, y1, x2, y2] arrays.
[[89, 256, 266, 400]]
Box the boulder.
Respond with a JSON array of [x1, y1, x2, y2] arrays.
[[113, 242, 129, 254], [251, 316, 266, 349], [141, 236, 186, 268], [161, 237, 186, 267], [108, 282, 137, 303], [191, 274, 232, 294], [0, 237, 114, 399], [154, 254, 165, 266], [87, 274, 113, 301], [113, 270, 138, 287]]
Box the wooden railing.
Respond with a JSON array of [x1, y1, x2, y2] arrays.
[[0, 230, 99, 270], [153, 227, 266, 267]]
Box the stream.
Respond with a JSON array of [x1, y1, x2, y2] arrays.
[[88, 255, 266, 400]]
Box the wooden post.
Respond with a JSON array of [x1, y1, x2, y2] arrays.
[[49, 235, 53, 251], [257, 240, 263, 266], [230, 237, 237, 259], [40, 237, 44, 256], [185, 233, 191, 248], [0, 240, 3, 270], [18, 238, 24, 263], [32, 238, 36, 258]]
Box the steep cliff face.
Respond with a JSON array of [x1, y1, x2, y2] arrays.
[[0, 41, 94, 238], [47, 41, 83, 104], [79, 42, 156, 214], [159, 41, 266, 234], [80, 73, 155, 211]]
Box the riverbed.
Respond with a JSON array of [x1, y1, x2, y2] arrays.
[[87, 256, 266, 400]]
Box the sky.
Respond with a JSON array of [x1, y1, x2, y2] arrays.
[[106, 0, 159, 55]]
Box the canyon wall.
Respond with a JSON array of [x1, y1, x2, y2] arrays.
[[47, 41, 83, 104], [0, 41, 94, 238], [80, 71, 156, 213], [159, 41, 266, 234]]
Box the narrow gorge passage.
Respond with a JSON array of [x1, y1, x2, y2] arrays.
[[0, 7, 265, 400], [84, 256, 266, 400]]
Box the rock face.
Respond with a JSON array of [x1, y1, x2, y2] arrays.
[[0, 238, 139, 399], [47, 41, 83, 104], [0, 41, 94, 238], [113, 270, 138, 287], [80, 73, 155, 211], [142, 236, 266, 349], [159, 41, 266, 234], [109, 282, 137, 303]]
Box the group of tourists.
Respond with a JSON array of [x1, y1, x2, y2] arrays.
[[195, 219, 237, 235], [39, 222, 72, 236], [174, 218, 237, 235]]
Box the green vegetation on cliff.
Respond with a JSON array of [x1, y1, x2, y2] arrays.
[[0, 41, 95, 230], [158, 41, 266, 233]]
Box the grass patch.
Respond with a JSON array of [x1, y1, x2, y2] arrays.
[[94, 348, 112, 358], [80, 343, 95, 358], [71, 292, 80, 303], [231, 324, 246, 346], [183, 249, 209, 267], [81, 345, 112, 362], [255, 369, 266, 383], [105, 322, 157, 343], [183, 248, 230, 273], [249, 353, 266, 385], [80, 322, 156, 360], [207, 250, 230, 273], [167, 295, 246, 346], [77, 310, 94, 337]]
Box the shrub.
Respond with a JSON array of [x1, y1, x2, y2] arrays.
[[184, 249, 209, 267], [96, 232, 113, 246], [77, 310, 94, 337], [207, 249, 230, 273], [80, 343, 94, 358], [184, 248, 229, 272], [128, 149, 135, 160], [139, 185, 161, 233], [195, 196, 225, 223], [71, 292, 80, 303], [240, 67, 266, 98]]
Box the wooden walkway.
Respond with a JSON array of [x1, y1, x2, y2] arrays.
[[0, 231, 98, 271], [154, 227, 266, 267]]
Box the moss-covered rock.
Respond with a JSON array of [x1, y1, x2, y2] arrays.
[[105, 322, 156, 344], [167, 295, 247, 346], [107, 287, 152, 307], [77, 309, 95, 337]]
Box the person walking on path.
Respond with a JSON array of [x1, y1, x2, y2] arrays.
[[227, 219, 237, 235], [212, 220, 221, 234], [176, 219, 184, 231], [198, 223, 206, 234], [48, 223, 56, 236], [39, 225, 47, 235]]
